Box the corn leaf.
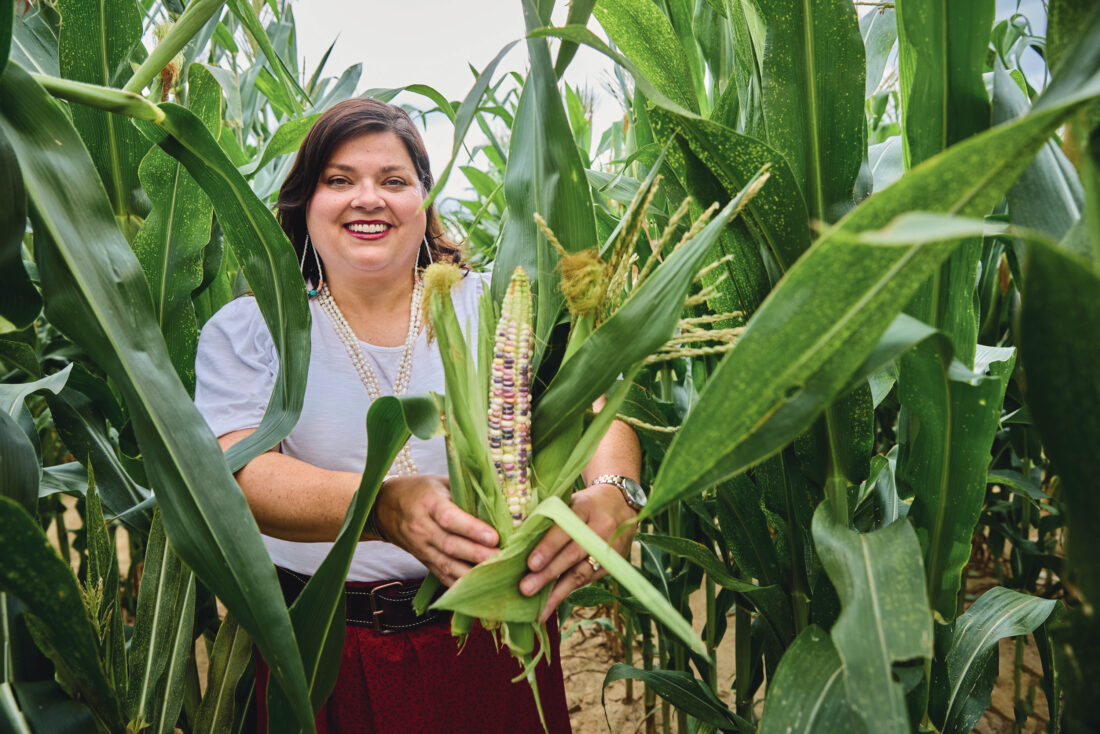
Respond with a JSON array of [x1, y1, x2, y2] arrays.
[[601, 665, 743, 731], [193, 614, 253, 734], [0, 125, 40, 329], [225, 0, 307, 114], [131, 63, 220, 394], [645, 51, 1100, 517], [930, 587, 1056, 734], [749, 0, 865, 223], [57, 0, 148, 224], [125, 512, 195, 729], [812, 509, 933, 734], [0, 497, 124, 731], [0, 411, 37, 515], [0, 63, 315, 732], [758, 625, 860, 734]]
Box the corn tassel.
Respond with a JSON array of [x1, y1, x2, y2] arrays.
[[489, 267, 535, 526]]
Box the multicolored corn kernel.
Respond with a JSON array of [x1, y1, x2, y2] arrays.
[[489, 267, 534, 526]]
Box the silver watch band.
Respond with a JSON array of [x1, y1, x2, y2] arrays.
[[588, 473, 646, 512]]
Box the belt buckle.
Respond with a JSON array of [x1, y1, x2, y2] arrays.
[[368, 581, 404, 634]]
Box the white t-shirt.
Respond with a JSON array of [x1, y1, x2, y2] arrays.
[[194, 271, 490, 581]]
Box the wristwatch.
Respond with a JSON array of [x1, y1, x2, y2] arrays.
[[589, 474, 648, 512]]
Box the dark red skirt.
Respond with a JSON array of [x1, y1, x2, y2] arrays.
[[255, 582, 572, 734]]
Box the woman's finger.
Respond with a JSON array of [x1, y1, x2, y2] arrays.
[[433, 499, 499, 548], [540, 557, 605, 622], [526, 524, 572, 573], [520, 537, 589, 596]]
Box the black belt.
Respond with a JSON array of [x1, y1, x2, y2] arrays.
[[275, 566, 449, 634]]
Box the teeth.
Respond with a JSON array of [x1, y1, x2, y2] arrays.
[[346, 223, 389, 234]]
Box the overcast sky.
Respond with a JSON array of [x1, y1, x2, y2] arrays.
[[290, 0, 1049, 198]]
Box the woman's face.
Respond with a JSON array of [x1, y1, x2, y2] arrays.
[[306, 131, 427, 288]]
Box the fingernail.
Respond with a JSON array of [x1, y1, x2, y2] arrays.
[[482, 532, 496, 545], [520, 579, 534, 596], [529, 552, 542, 570]]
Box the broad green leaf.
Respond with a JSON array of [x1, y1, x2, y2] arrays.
[[758, 625, 861, 734], [645, 58, 1100, 517], [0, 64, 315, 732], [861, 7, 897, 98], [533, 172, 762, 450], [57, 0, 149, 224], [591, 0, 698, 114], [601, 665, 742, 731], [1020, 240, 1100, 608], [0, 497, 124, 732], [193, 614, 253, 734], [9, 2, 58, 77], [748, 0, 865, 223], [552, 0, 596, 76], [813, 509, 933, 734], [896, 0, 994, 168], [138, 102, 311, 473], [868, 136, 903, 193], [650, 108, 810, 273], [993, 63, 1084, 241], [131, 63, 220, 394], [899, 341, 1014, 620], [0, 410, 36, 514], [125, 512, 195, 730], [0, 126, 40, 328], [714, 477, 783, 587], [930, 587, 1056, 734], [242, 112, 321, 176], [0, 363, 70, 416], [493, 0, 596, 365]]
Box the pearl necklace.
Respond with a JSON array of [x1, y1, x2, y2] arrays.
[[316, 278, 424, 476]]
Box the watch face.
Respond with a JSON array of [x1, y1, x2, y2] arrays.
[[622, 477, 647, 508]]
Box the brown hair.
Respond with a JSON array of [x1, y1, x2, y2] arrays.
[[276, 98, 461, 286]]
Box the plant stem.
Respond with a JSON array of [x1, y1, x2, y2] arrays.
[[123, 0, 227, 95], [642, 616, 657, 734], [705, 574, 717, 691]]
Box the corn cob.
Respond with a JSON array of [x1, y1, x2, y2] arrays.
[[489, 267, 534, 526]]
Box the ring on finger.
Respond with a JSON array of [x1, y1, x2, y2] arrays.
[[586, 555, 601, 573]]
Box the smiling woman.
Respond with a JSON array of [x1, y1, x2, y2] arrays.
[[191, 97, 641, 733]]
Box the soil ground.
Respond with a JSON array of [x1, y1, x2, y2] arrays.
[[46, 498, 1053, 733]]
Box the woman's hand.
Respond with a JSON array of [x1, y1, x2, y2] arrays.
[[372, 474, 500, 587], [519, 483, 637, 622]]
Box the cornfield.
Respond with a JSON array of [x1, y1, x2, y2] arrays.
[[1, 0, 1098, 732]]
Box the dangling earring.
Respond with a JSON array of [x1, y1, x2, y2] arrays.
[[301, 234, 324, 296], [422, 234, 434, 267]]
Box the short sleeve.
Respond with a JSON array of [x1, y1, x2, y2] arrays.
[[194, 297, 278, 437]]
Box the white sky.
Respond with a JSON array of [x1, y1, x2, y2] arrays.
[[292, 0, 621, 197]]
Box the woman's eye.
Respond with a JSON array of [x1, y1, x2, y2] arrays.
[[326, 176, 351, 186], [385, 177, 407, 187]]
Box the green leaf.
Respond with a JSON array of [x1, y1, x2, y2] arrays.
[[131, 63, 220, 394], [930, 587, 1056, 734], [494, 1, 596, 366], [758, 625, 861, 734], [125, 512, 195, 730], [57, 0, 149, 222], [139, 102, 312, 473], [645, 62, 1100, 517], [749, 0, 865, 223], [896, 0, 994, 167], [1020, 240, 1100, 609], [193, 614, 253, 734], [9, 2, 58, 78], [0, 125, 40, 329], [993, 63, 1084, 241], [714, 477, 783, 587], [0, 409, 37, 514], [649, 108, 811, 273], [898, 340, 1015, 620], [0, 497, 124, 732], [861, 7, 897, 98], [590, 0, 699, 114], [242, 112, 321, 176], [601, 664, 742, 731], [84, 478, 126, 693], [533, 169, 765, 450], [812, 509, 933, 734], [0, 363, 70, 415], [0, 64, 315, 732]]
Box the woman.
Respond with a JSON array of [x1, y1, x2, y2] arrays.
[[194, 98, 642, 733]]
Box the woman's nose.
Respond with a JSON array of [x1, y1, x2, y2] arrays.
[[350, 183, 384, 210]]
